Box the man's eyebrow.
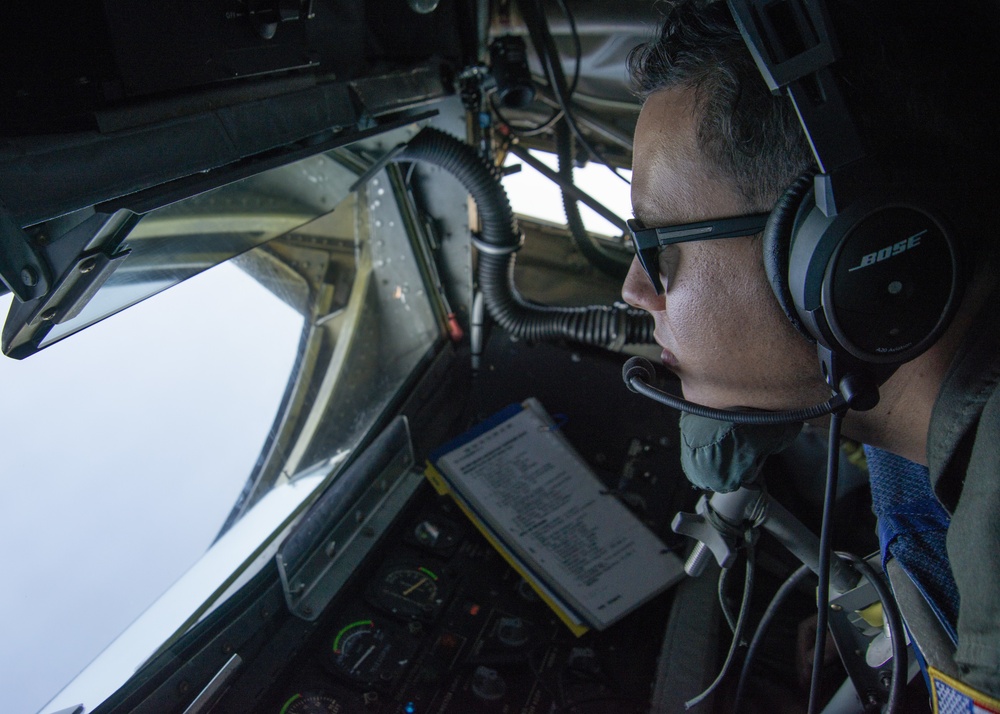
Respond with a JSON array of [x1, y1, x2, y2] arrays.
[[631, 210, 671, 230]]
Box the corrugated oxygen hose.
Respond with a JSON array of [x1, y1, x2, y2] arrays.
[[395, 127, 654, 349]]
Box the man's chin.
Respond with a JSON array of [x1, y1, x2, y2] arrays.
[[681, 381, 832, 414], [679, 381, 772, 412]]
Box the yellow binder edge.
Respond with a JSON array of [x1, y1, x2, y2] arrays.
[[423, 461, 589, 637]]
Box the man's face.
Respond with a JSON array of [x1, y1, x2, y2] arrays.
[[622, 88, 828, 410]]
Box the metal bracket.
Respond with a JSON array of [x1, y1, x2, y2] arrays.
[[349, 143, 409, 193], [2, 209, 136, 359], [0, 200, 51, 301], [672, 486, 858, 592], [726, 0, 838, 93], [276, 416, 422, 620], [726, 0, 865, 175], [827, 554, 916, 707]]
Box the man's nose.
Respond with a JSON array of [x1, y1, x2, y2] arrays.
[[622, 256, 663, 312]]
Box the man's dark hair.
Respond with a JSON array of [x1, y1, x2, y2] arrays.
[[628, 0, 1000, 228], [627, 0, 813, 211]]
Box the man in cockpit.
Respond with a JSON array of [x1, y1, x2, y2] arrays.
[[621, 0, 1000, 702]]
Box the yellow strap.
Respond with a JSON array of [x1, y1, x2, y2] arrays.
[[856, 602, 884, 629]]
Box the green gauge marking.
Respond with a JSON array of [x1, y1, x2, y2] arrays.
[[333, 620, 373, 653], [279, 694, 301, 714], [418, 567, 438, 580]]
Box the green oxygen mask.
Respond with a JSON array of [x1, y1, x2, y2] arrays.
[[678, 412, 803, 493]]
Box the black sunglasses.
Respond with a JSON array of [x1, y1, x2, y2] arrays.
[[628, 213, 770, 295]]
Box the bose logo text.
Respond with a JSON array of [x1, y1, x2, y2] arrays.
[[848, 230, 926, 272]]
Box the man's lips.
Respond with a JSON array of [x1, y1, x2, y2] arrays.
[[660, 347, 679, 369]]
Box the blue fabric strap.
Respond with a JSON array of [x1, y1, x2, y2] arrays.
[[876, 497, 952, 564], [864, 445, 961, 645]]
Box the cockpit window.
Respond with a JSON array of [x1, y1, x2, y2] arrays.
[[0, 261, 304, 714], [1, 134, 444, 714], [501, 149, 632, 236]]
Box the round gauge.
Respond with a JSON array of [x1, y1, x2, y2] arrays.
[[325, 619, 411, 687], [277, 691, 361, 714], [366, 564, 450, 622]]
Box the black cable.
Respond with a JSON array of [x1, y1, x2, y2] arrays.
[[517, 0, 630, 185], [733, 564, 813, 713], [555, 119, 631, 278], [490, 0, 581, 137], [718, 565, 738, 634], [625, 365, 847, 425], [685, 533, 756, 709], [836, 551, 907, 713], [807, 410, 844, 714], [553, 0, 582, 97], [490, 93, 563, 137]]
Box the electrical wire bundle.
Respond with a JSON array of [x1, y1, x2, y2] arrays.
[[675, 418, 909, 714], [490, 0, 581, 138], [489, 0, 633, 279], [510, 0, 630, 185], [681, 539, 907, 712]]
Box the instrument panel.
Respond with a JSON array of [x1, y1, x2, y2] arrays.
[[255, 486, 675, 714]]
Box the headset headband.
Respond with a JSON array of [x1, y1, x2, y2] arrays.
[[727, 0, 863, 213], [728, 0, 965, 396]]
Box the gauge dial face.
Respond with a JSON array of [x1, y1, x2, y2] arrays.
[[326, 619, 410, 687], [278, 691, 360, 714], [366, 564, 449, 622]]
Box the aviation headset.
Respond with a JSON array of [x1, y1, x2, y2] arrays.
[[728, 0, 965, 409]]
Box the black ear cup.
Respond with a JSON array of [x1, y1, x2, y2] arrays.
[[787, 181, 963, 368], [763, 171, 816, 342], [765, 169, 964, 376]]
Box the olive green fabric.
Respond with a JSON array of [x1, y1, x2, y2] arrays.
[[927, 287, 1000, 696], [678, 412, 803, 493]]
